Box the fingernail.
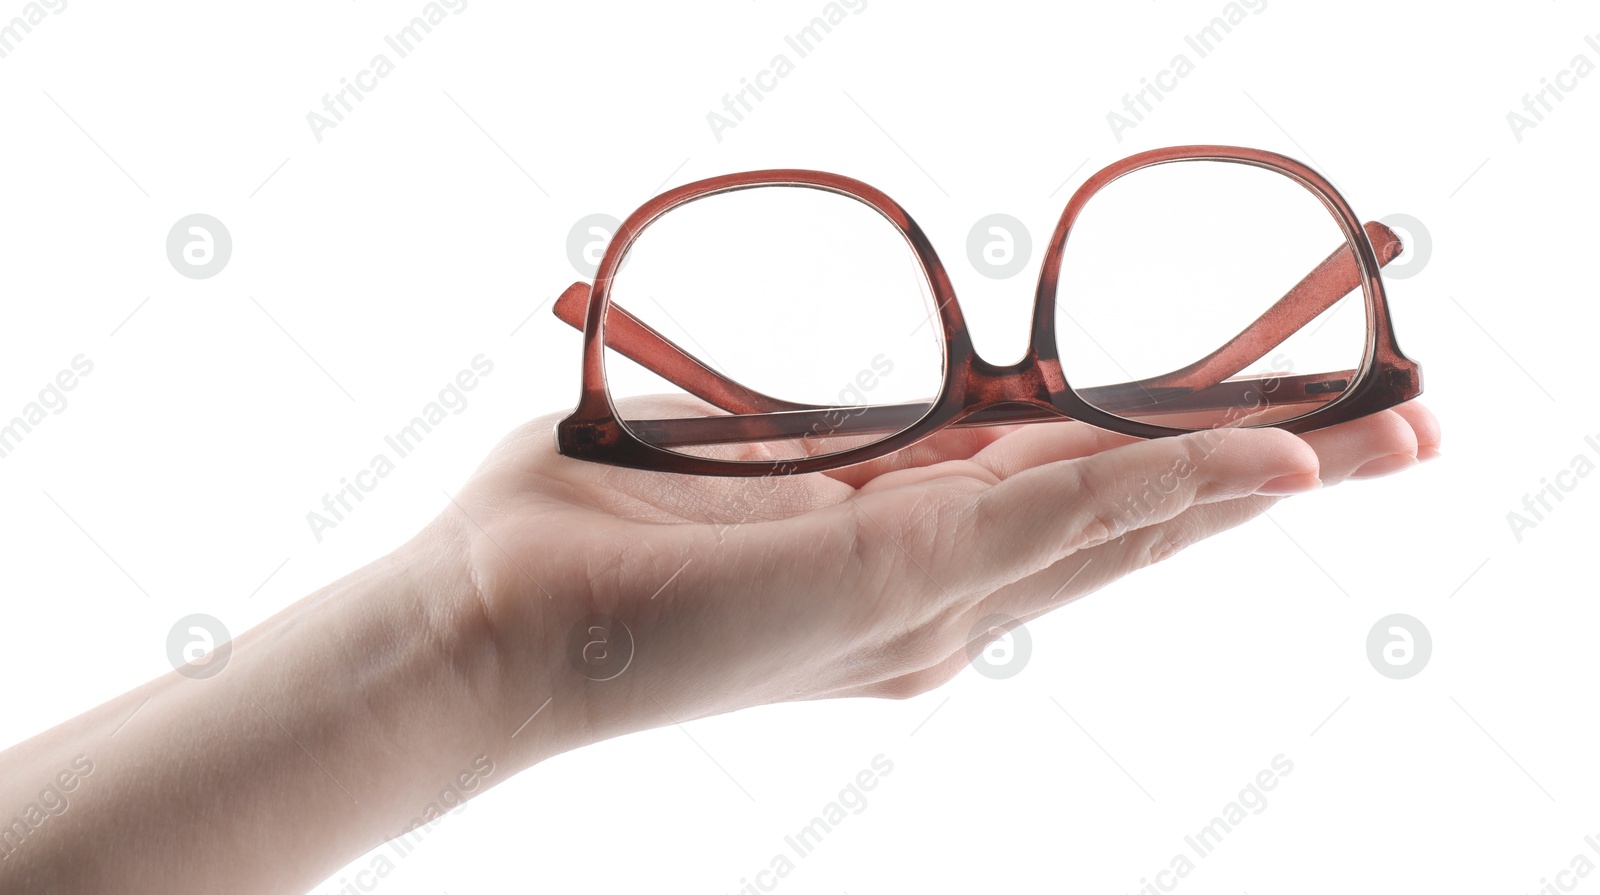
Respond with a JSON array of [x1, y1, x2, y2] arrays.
[[1417, 444, 1442, 462], [1352, 453, 1417, 479], [1257, 472, 1322, 496]]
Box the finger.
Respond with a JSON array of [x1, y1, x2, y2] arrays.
[[823, 497, 1275, 701], [1297, 408, 1420, 484], [826, 404, 1439, 700], [969, 404, 1435, 622], [970, 494, 1274, 627], [966, 420, 1143, 480], [1394, 399, 1442, 460], [946, 426, 1319, 589], [853, 401, 1437, 494], [825, 424, 1021, 488], [852, 420, 1140, 495]]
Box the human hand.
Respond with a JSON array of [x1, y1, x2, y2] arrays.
[[0, 399, 1437, 894], [445, 399, 1440, 766]]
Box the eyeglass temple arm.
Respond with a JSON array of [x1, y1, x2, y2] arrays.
[[553, 221, 1404, 442], [553, 282, 811, 415], [1100, 220, 1404, 397]]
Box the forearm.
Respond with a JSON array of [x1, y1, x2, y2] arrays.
[[0, 521, 537, 894]]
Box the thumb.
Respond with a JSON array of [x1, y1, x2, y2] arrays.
[[960, 426, 1320, 587]]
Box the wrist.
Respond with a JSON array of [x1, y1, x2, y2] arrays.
[[408, 510, 578, 774], [354, 519, 524, 785], [244, 527, 507, 839]]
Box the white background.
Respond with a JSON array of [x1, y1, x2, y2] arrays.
[[2, 1, 1596, 892]]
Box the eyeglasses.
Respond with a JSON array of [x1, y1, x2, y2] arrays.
[[551, 145, 1421, 476]]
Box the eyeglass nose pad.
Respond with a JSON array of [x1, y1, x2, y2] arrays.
[[958, 354, 1060, 408], [949, 399, 1071, 431]]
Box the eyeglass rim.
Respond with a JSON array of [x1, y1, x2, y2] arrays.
[[557, 145, 1421, 476]]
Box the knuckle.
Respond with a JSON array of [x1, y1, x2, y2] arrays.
[[1136, 521, 1193, 568], [874, 673, 931, 701], [1078, 509, 1123, 550], [873, 662, 962, 700], [857, 607, 971, 693], [843, 499, 898, 587], [1056, 462, 1127, 551], [880, 621, 958, 676]]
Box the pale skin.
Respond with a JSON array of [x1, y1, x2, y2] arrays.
[[0, 400, 1439, 892]]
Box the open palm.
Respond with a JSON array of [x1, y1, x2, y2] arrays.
[[445, 401, 1438, 752]]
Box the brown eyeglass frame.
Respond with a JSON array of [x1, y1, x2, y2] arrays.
[[553, 145, 1422, 477]]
